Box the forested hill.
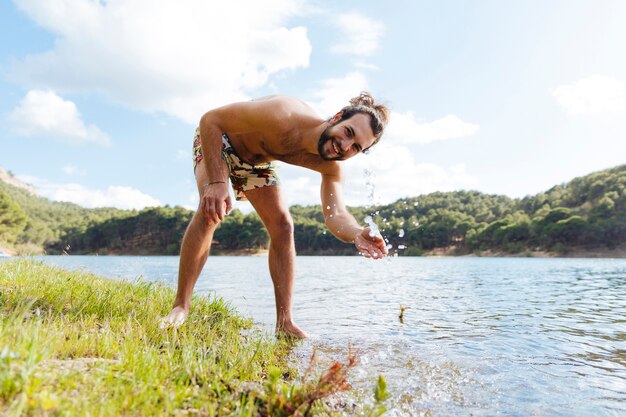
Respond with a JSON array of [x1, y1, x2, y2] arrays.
[[1, 164, 625, 256], [0, 168, 128, 254]]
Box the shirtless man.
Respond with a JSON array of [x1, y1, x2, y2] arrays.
[[161, 92, 390, 338]]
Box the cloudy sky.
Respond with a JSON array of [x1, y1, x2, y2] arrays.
[[1, 0, 625, 211]]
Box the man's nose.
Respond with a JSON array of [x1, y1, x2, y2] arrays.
[[339, 137, 352, 152]]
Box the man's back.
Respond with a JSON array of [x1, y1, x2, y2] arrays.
[[205, 95, 330, 170]]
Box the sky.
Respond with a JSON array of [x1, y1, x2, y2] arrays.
[[1, 0, 625, 212]]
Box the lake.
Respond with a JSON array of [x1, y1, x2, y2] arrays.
[[25, 256, 626, 416]]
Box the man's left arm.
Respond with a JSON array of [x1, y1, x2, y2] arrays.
[[320, 171, 388, 259]]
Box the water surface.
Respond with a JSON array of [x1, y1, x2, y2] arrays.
[[28, 256, 626, 416]]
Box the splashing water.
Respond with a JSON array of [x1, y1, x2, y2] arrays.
[[364, 168, 378, 205], [364, 215, 382, 238], [398, 229, 405, 238]]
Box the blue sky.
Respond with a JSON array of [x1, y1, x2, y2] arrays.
[[1, 0, 625, 211]]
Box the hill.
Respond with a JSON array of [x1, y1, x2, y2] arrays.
[[0, 171, 127, 254], [1, 164, 625, 256]]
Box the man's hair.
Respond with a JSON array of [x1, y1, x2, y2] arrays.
[[338, 91, 390, 150]]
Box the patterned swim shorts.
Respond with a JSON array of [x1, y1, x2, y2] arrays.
[[192, 128, 279, 201]]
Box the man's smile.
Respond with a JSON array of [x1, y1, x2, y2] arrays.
[[331, 139, 341, 157]]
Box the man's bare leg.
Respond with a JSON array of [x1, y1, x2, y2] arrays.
[[160, 211, 217, 327], [245, 186, 308, 339], [161, 164, 217, 328]]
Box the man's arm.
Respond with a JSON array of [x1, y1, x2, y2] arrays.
[[197, 99, 288, 223], [320, 167, 388, 259], [197, 111, 232, 223]]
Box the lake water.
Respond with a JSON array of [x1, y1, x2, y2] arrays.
[[22, 256, 626, 416]]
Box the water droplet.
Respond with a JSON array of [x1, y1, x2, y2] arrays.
[[364, 215, 381, 238], [386, 244, 393, 250], [398, 245, 406, 249], [398, 229, 405, 238], [326, 205, 330, 210]]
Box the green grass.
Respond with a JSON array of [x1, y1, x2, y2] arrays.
[[0, 260, 389, 416]]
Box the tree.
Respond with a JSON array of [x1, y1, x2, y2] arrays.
[[0, 190, 28, 244]]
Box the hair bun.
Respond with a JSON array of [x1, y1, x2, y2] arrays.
[[349, 91, 376, 108]]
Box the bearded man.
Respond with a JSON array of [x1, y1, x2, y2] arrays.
[[161, 92, 390, 338]]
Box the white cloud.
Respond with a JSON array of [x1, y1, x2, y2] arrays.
[[330, 12, 385, 57], [281, 174, 320, 207], [551, 75, 626, 115], [18, 175, 160, 210], [340, 142, 478, 207], [278, 143, 477, 208], [307, 72, 478, 144], [308, 71, 370, 118], [386, 112, 480, 144], [51, 185, 161, 210], [11, 0, 312, 124], [7, 90, 111, 145], [182, 192, 199, 211]]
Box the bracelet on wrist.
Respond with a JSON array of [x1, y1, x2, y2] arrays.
[[203, 181, 226, 187]]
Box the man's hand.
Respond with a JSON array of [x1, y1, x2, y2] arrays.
[[200, 182, 232, 223], [354, 227, 388, 259]]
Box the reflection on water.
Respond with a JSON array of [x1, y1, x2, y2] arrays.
[[32, 256, 626, 416]]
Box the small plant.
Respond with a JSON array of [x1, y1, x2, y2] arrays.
[[398, 305, 410, 323], [365, 375, 390, 417], [257, 349, 358, 416]]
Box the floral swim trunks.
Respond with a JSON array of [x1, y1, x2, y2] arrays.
[[192, 128, 280, 201]]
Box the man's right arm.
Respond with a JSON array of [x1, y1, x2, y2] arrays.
[[197, 111, 232, 223], [196, 98, 289, 222]]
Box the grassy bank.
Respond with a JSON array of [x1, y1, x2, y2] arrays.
[[0, 260, 388, 416]]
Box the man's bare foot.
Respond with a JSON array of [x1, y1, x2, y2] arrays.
[[159, 306, 188, 329], [276, 321, 309, 339]]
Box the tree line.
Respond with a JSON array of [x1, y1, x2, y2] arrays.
[[1, 164, 624, 255]]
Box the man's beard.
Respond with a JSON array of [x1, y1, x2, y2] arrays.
[[318, 126, 345, 161]]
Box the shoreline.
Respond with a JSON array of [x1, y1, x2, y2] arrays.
[[4, 242, 625, 259], [5, 250, 625, 258], [423, 244, 626, 259]]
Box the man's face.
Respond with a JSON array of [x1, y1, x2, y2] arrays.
[[318, 113, 377, 161]]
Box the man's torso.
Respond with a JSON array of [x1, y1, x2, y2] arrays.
[[214, 95, 336, 174]]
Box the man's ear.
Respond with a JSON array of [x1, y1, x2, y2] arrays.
[[329, 111, 343, 124]]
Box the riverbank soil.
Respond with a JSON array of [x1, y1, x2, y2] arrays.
[[424, 243, 626, 258]]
